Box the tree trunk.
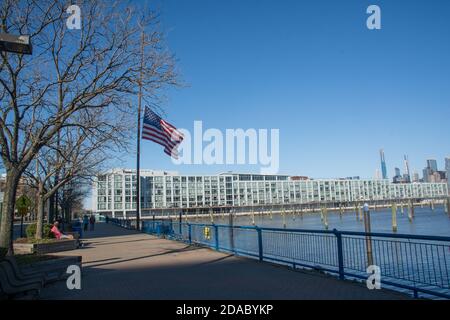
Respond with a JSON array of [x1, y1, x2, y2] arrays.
[[65, 205, 71, 223], [0, 169, 20, 254], [35, 184, 46, 240], [49, 194, 55, 226]]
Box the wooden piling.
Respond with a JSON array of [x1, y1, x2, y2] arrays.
[[358, 205, 363, 221], [408, 201, 414, 222], [391, 203, 397, 232], [323, 207, 329, 230], [446, 198, 450, 217]]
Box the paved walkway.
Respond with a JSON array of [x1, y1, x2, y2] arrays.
[[41, 223, 409, 300]]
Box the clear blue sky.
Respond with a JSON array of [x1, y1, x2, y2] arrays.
[[121, 0, 450, 179]]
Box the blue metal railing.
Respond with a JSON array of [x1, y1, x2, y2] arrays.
[[110, 218, 450, 299]]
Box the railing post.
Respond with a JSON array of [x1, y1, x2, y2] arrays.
[[334, 229, 345, 280], [188, 223, 192, 244], [257, 227, 263, 262], [214, 225, 219, 251]]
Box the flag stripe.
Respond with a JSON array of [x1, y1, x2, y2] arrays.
[[141, 106, 184, 159], [142, 132, 168, 147], [161, 120, 184, 140], [142, 127, 176, 148]]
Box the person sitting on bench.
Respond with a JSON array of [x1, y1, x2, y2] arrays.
[[51, 221, 74, 240]]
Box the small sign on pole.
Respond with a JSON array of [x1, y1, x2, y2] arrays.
[[16, 195, 32, 238]]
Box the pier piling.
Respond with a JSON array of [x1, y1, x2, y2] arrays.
[[210, 208, 214, 224], [409, 201, 415, 221], [323, 207, 329, 230], [391, 203, 398, 232], [447, 198, 450, 217], [358, 205, 363, 221]]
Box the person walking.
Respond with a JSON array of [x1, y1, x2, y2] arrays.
[[83, 215, 89, 232], [89, 214, 96, 231]]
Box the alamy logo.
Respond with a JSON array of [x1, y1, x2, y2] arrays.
[[172, 121, 280, 174], [366, 265, 381, 290], [66, 5, 81, 30], [366, 5, 381, 30], [66, 265, 81, 290]]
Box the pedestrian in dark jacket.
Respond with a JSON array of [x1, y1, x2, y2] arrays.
[[89, 215, 96, 231]]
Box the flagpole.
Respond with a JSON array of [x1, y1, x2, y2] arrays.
[[136, 29, 145, 231]]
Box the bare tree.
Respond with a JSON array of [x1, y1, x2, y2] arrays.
[[0, 0, 178, 251], [58, 179, 89, 223], [26, 110, 129, 239]]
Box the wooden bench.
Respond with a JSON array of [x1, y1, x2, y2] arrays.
[[4, 256, 59, 285], [0, 261, 42, 300], [20, 255, 82, 281]]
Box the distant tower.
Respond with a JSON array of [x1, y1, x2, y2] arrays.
[[380, 149, 388, 179], [412, 170, 420, 183], [403, 155, 411, 182], [427, 159, 438, 172]]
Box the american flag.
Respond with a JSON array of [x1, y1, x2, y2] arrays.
[[141, 107, 184, 159]]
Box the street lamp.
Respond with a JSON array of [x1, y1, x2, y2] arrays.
[[0, 33, 32, 55]]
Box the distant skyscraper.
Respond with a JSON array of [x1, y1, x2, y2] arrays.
[[427, 159, 438, 172], [403, 155, 411, 183], [393, 167, 402, 183], [380, 149, 388, 179], [412, 171, 420, 183]]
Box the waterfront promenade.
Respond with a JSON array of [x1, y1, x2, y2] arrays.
[[41, 223, 409, 300]]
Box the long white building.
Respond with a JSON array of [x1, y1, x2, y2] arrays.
[[91, 169, 449, 218]]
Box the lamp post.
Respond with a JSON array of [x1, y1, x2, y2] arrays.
[[0, 33, 32, 55]]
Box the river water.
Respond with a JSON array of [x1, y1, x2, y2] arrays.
[[190, 205, 450, 236]]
